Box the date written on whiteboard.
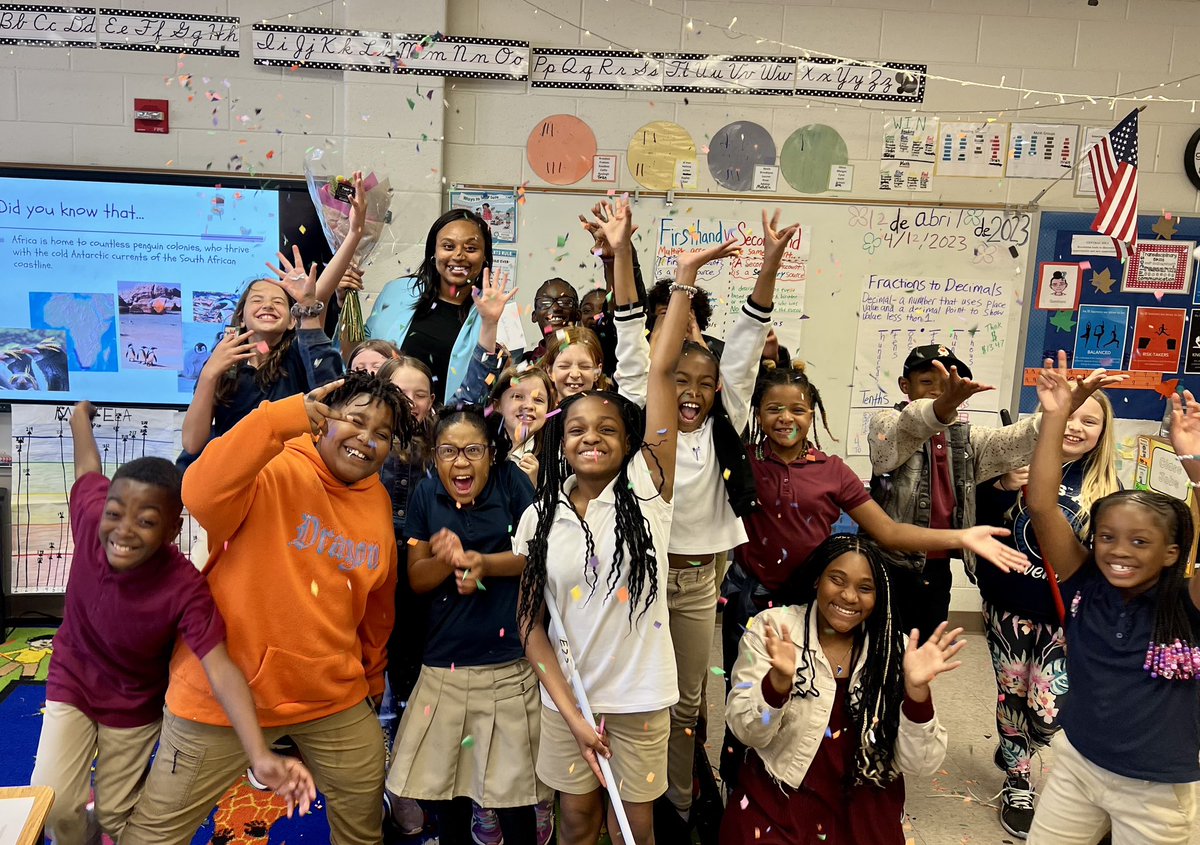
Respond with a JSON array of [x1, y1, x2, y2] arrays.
[[848, 206, 1031, 249]]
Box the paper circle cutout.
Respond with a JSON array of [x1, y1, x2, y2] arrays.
[[779, 125, 849, 194], [627, 121, 697, 191], [527, 114, 597, 186], [707, 121, 777, 191]]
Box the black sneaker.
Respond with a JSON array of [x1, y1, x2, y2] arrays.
[[1000, 774, 1035, 840]]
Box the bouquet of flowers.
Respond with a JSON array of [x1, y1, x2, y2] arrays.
[[304, 144, 391, 350]]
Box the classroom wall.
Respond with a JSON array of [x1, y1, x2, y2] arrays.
[[445, 0, 1200, 213], [0, 0, 449, 280]]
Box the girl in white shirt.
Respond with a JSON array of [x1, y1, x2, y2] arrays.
[[513, 196, 688, 845]]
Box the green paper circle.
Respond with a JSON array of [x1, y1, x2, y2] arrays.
[[779, 124, 849, 194]]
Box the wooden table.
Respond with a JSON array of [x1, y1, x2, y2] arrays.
[[0, 786, 53, 845]]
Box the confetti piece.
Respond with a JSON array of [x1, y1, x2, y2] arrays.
[[256, 341, 270, 355], [710, 666, 725, 676], [723, 469, 731, 480], [653, 620, 662, 629], [617, 586, 629, 603], [424, 705, 431, 716], [646, 772, 655, 784], [310, 580, 319, 596], [740, 796, 749, 809], [299, 225, 307, 235], [407, 537, 419, 546], [568, 762, 576, 774], [570, 585, 582, 602], [461, 735, 475, 748]]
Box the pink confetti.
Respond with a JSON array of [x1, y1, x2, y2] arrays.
[[1079, 261, 1091, 270], [255, 341, 269, 355]]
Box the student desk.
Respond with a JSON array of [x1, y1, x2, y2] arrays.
[[0, 786, 53, 845]]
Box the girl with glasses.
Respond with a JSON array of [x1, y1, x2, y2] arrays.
[[385, 406, 547, 845]]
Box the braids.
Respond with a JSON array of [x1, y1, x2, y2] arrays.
[[748, 360, 836, 450], [1086, 491, 1200, 680], [324, 369, 418, 450], [784, 534, 907, 788], [518, 391, 660, 637]]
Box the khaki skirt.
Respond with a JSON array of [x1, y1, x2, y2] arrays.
[[386, 659, 550, 807]]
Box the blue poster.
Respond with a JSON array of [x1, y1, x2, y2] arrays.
[[1073, 304, 1129, 369]]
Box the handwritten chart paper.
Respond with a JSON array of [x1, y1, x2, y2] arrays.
[[848, 275, 1010, 455], [879, 115, 937, 192], [936, 122, 1009, 177], [652, 216, 809, 351], [10, 404, 206, 594], [1008, 124, 1077, 179]]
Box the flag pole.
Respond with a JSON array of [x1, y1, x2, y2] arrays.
[[543, 589, 638, 845], [1027, 104, 1147, 207]]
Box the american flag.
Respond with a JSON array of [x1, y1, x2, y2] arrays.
[[1087, 109, 1140, 259]]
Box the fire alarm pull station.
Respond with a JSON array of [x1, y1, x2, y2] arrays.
[[133, 99, 169, 134]]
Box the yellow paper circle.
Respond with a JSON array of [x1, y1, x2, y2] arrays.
[[627, 121, 697, 190]]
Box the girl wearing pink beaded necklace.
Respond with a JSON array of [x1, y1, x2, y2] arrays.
[[1024, 355, 1199, 845]]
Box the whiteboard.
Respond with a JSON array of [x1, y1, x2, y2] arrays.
[[466, 186, 1034, 478]]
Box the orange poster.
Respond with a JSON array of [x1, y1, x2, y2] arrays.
[[1129, 306, 1186, 373]]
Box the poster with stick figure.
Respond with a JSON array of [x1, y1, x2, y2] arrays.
[[1036, 262, 1083, 311], [1129, 307, 1186, 373]]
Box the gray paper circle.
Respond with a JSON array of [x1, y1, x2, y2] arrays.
[[707, 121, 777, 191]]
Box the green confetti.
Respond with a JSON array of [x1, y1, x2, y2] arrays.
[[709, 666, 726, 676], [557, 233, 569, 248], [461, 735, 475, 748], [406, 98, 416, 110]]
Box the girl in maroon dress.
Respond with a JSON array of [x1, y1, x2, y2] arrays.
[[721, 534, 964, 845]]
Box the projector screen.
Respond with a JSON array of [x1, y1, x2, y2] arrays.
[[0, 167, 331, 407]]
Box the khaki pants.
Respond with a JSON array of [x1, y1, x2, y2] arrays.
[[665, 561, 717, 814], [1029, 733, 1198, 845], [121, 700, 385, 845], [30, 700, 160, 845]]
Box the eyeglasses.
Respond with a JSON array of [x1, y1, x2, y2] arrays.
[[435, 443, 489, 462], [534, 295, 578, 311]]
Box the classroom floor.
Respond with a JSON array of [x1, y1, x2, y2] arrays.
[[703, 625, 1200, 845]]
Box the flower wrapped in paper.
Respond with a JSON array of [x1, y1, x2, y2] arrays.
[[304, 146, 390, 353]]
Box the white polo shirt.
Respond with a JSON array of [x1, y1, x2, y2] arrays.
[[513, 450, 678, 714]]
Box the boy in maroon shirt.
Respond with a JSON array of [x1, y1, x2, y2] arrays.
[[30, 402, 314, 845]]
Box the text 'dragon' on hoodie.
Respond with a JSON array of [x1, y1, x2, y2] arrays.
[[167, 394, 398, 728]]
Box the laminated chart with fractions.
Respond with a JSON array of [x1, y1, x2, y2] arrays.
[[10, 403, 205, 593]]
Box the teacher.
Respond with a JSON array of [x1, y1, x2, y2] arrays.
[[365, 209, 494, 402]]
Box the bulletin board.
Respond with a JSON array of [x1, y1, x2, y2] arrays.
[[456, 184, 1035, 478], [1021, 211, 1200, 420]]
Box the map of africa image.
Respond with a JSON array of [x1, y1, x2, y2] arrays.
[[29, 292, 118, 372]]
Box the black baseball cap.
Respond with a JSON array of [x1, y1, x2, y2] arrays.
[[902, 344, 973, 380]]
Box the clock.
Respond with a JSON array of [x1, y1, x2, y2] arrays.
[[1185, 127, 1200, 191]]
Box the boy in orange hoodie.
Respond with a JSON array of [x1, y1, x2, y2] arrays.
[[122, 371, 414, 845]]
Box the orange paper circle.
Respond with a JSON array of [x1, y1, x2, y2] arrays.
[[527, 115, 597, 185]]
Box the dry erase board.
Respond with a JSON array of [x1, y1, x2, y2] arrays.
[[462, 186, 1034, 478], [1023, 211, 1200, 421]]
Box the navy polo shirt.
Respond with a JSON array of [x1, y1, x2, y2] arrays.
[[1058, 565, 1200, 783], [406, 461, 535, 669]]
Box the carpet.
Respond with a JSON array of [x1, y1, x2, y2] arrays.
[[0, 627, 333, 843]]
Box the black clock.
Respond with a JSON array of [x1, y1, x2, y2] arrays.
[[1185, 127, 1200, 191]]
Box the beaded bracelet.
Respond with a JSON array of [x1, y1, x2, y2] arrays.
[[290, 300, 325, 319], [669, 282, 698, 298]]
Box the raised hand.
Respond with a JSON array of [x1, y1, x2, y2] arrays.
[[960, 525, 1029, 573], [346, 170, 367, 236], [1068, 363, 1129, 412], [677, 236, 742, 273], [471, 267, 517, 325], [201, 329, 256, 379], [760, 208, 800, 266], [592, 195, 634, 251], [930, 359, 994, 414], [303, 379, 349, 437], [250, 753, 317, 818], [580, 202, 640, 258], [1170, 389, 1200, 460], [763, 620, 797, 696], [267, 244, 318, 306], [1036, 351, 1076, 416], [903, 622, 966, 700]]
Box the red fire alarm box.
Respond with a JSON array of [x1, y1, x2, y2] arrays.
[[133, 98, 169, 134]]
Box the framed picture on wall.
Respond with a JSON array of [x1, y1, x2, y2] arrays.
[[1035, 262, 1083, 311], [1122, 241, 1195, 295]]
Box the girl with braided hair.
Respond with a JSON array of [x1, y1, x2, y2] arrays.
[[513, 194, 687, 845], [721, 533, 963, 845], [1023, 359, 1199, 845]]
